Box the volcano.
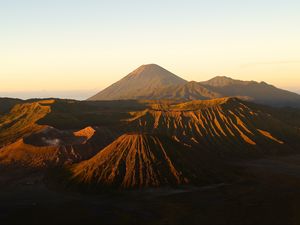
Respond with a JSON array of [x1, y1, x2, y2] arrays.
[[88, 64, 187, 101], [69, 133, 228, 188], [88, 64, 300, 108]]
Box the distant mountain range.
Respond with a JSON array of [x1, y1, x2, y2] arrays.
[[88, 64, 300, 108], [88, 64, 186, 101]]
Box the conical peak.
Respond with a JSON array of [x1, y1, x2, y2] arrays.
[[128, 64, 177, 78], [139, 63, 161, 68]]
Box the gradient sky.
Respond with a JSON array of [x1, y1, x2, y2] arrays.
[[1, 0, 300, 99]]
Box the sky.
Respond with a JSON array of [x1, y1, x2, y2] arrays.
[[1, 0, 300, 99]]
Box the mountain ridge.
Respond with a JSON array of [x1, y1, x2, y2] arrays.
[[88, 64, 187, 101], [200, 76, 300, 107], [88, 64, 300, 108]]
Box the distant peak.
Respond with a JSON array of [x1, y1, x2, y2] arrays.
[[187, 81, 199, 85], [202, 76, 254, 87], [211, 76, 235, 81], [127, 64, 186, 81], [140, 63, 160, 67], [88, 63, 187, 100], [134, 63, 165, 72]]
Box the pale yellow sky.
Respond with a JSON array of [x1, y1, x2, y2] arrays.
[[2, 40, 299, 93], [1, 0, 300, 98]]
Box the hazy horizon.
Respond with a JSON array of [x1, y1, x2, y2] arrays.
[[1, 0, 300, 98], [0, 89, 96, 100], [0, 75, 300, 100]]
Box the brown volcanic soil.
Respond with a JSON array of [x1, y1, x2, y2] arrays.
[[1, 97, 299, 188], [126, 97, 300, 155], [0, 98, 300, 224], [66, 97, 300, 189], [69, 133, 229, 189], [0, 126, 118, 170], [73, 126, 96, 141], [0, 100, 53, 147], [0, 98, 23, 115]]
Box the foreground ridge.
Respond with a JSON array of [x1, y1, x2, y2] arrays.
[[69, 133, 224, 188]]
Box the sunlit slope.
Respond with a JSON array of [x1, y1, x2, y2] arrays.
[[126, 98, 300, 154], [0, 99, 140, 170], [0, 100, 53, 147], [0, 98, 23, 115], [0, 126, 117, 169], [0, 100, 119, 168], [141, 81, 221, 100], [88, 64, 300, 107], [70, 133, 229, 188], [1, 98, 299, 154], [67, 97, 300, 189], [0, 97, 299, 173]]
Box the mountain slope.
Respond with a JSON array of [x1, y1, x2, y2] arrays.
[[0, 98, 23, 115], [0, 100, 53, 147], [1, 98, 299, 156], [69, 133, 229, 188], [67, 97, 300, 189], [141, 81, 221, 100], [1, 98, 300, 189], [88, 64, 187, 100], [201, 76, 300, 107], [88, 64, 300, 107], [201, 76, 254, 87], [0, 126, 117, 169], [125, 98, 300, 155]]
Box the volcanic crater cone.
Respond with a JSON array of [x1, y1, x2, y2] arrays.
[[88, 64, 187, 100], [69, 133, 223, 189]]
